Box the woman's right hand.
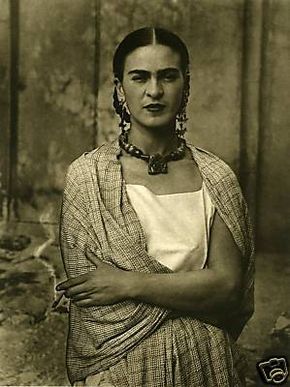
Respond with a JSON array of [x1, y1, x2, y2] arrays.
[[56, 251, 133, 307]]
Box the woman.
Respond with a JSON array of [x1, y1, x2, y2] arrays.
[[57, 27, 254, 386]]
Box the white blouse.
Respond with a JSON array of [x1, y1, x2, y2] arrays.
[[126, 182, 216, 272]]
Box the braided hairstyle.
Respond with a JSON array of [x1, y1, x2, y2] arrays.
[[112, 27, 190, 126]]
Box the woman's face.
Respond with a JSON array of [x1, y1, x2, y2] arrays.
[[117, 44, 185, 131]]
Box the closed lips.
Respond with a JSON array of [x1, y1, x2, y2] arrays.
[[144, 104, 165, 109]]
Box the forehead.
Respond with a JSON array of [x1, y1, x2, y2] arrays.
[[124, 44, 182, 72]]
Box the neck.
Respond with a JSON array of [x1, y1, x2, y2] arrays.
[[128, 122, 179, 155]]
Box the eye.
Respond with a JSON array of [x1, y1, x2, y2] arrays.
[[131, 75, 147, 83], [162, 72, 179, 82]]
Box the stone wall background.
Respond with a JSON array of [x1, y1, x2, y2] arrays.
[[1, 0, 289, 252], [0, 1, 290, 385]]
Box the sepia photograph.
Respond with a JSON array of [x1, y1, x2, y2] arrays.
[[0, 0, 289, 386]]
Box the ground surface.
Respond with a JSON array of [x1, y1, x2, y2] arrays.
[[0, 229, 289, 386]]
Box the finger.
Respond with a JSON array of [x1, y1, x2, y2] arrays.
[[85, 249, 103, 267], [51, 290, 66, 308], [56, 275, 88, 291], [65, 283, 91, 298], [72, 291, 94, 301], [56, 281, 70, 291], [73, 297, 95, 307]]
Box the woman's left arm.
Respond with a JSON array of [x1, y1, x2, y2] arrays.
[[57, 212, 243, 319], [125, 211, 243, 316]]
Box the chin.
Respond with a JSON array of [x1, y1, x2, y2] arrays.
[[141, 116, 175, 130]]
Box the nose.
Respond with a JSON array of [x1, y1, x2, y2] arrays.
[[146, 77, 163, 99]]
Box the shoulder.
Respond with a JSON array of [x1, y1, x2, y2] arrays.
[[188, 144, 254, 258], [65, 139, 119, 183], [188, 143, 240, 188]]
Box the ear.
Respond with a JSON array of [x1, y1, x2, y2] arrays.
[[114, 77, 125, 100]]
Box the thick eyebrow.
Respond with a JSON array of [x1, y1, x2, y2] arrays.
[[158, 68, 180, 76], [127, 67, 180, 76], [127, 70, 149, 76]]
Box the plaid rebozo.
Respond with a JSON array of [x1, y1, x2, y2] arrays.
[[60, 138, 254, 386]]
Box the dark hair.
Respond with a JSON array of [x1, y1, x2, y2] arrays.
[[113, 27, 190, 81], [113, 27, 190, 125]]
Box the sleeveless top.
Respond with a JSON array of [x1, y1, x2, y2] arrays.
[[61, 138, 254, 385], [73, 183, 217, 386], [126, 182, 216, 271]]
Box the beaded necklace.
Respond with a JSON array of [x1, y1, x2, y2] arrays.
[[118, 131, 186, 175]]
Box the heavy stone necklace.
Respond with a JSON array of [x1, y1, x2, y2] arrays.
[[119, 131, 187, 175]]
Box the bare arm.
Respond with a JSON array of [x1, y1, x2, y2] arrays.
[[124, 212, 243, 318], [57, 212, 243, 327]]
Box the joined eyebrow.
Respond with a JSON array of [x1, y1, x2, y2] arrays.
[[128, 68, 180, 76]]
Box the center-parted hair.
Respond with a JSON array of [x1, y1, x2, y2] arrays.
[[113, 27, 190, 125], [113, 27, 190, 81]]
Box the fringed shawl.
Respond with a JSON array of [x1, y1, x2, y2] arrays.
[[60, 139, 254, 386]]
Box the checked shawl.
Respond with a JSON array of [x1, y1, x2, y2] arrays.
[[60, 139, 254, 386]]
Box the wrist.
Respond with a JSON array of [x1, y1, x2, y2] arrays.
[[121, 271, 143, 300]]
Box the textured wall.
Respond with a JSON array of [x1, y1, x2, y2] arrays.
[[1, 0, 290, 252], [2, 0, 245, 224], [0, 0, 10, 218], [98, 0, 244, 171], [256, 0, 290, 251], [17, 0, 97, 222]]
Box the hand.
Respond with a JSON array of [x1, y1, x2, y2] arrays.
[[56, 251, 130, 307]]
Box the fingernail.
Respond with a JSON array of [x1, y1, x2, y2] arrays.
[[52, 300, 59, 308], [52, 292, 65, 308]]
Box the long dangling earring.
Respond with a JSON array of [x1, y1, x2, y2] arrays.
[[119, 101, 130, 134], [119, 101, 130, 133], [113, 86, 130, 134], [176, 109, 188, 138], [176, 70, 190, 138]]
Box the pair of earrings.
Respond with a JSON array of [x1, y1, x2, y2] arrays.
[[117, 98, 188, 137]]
